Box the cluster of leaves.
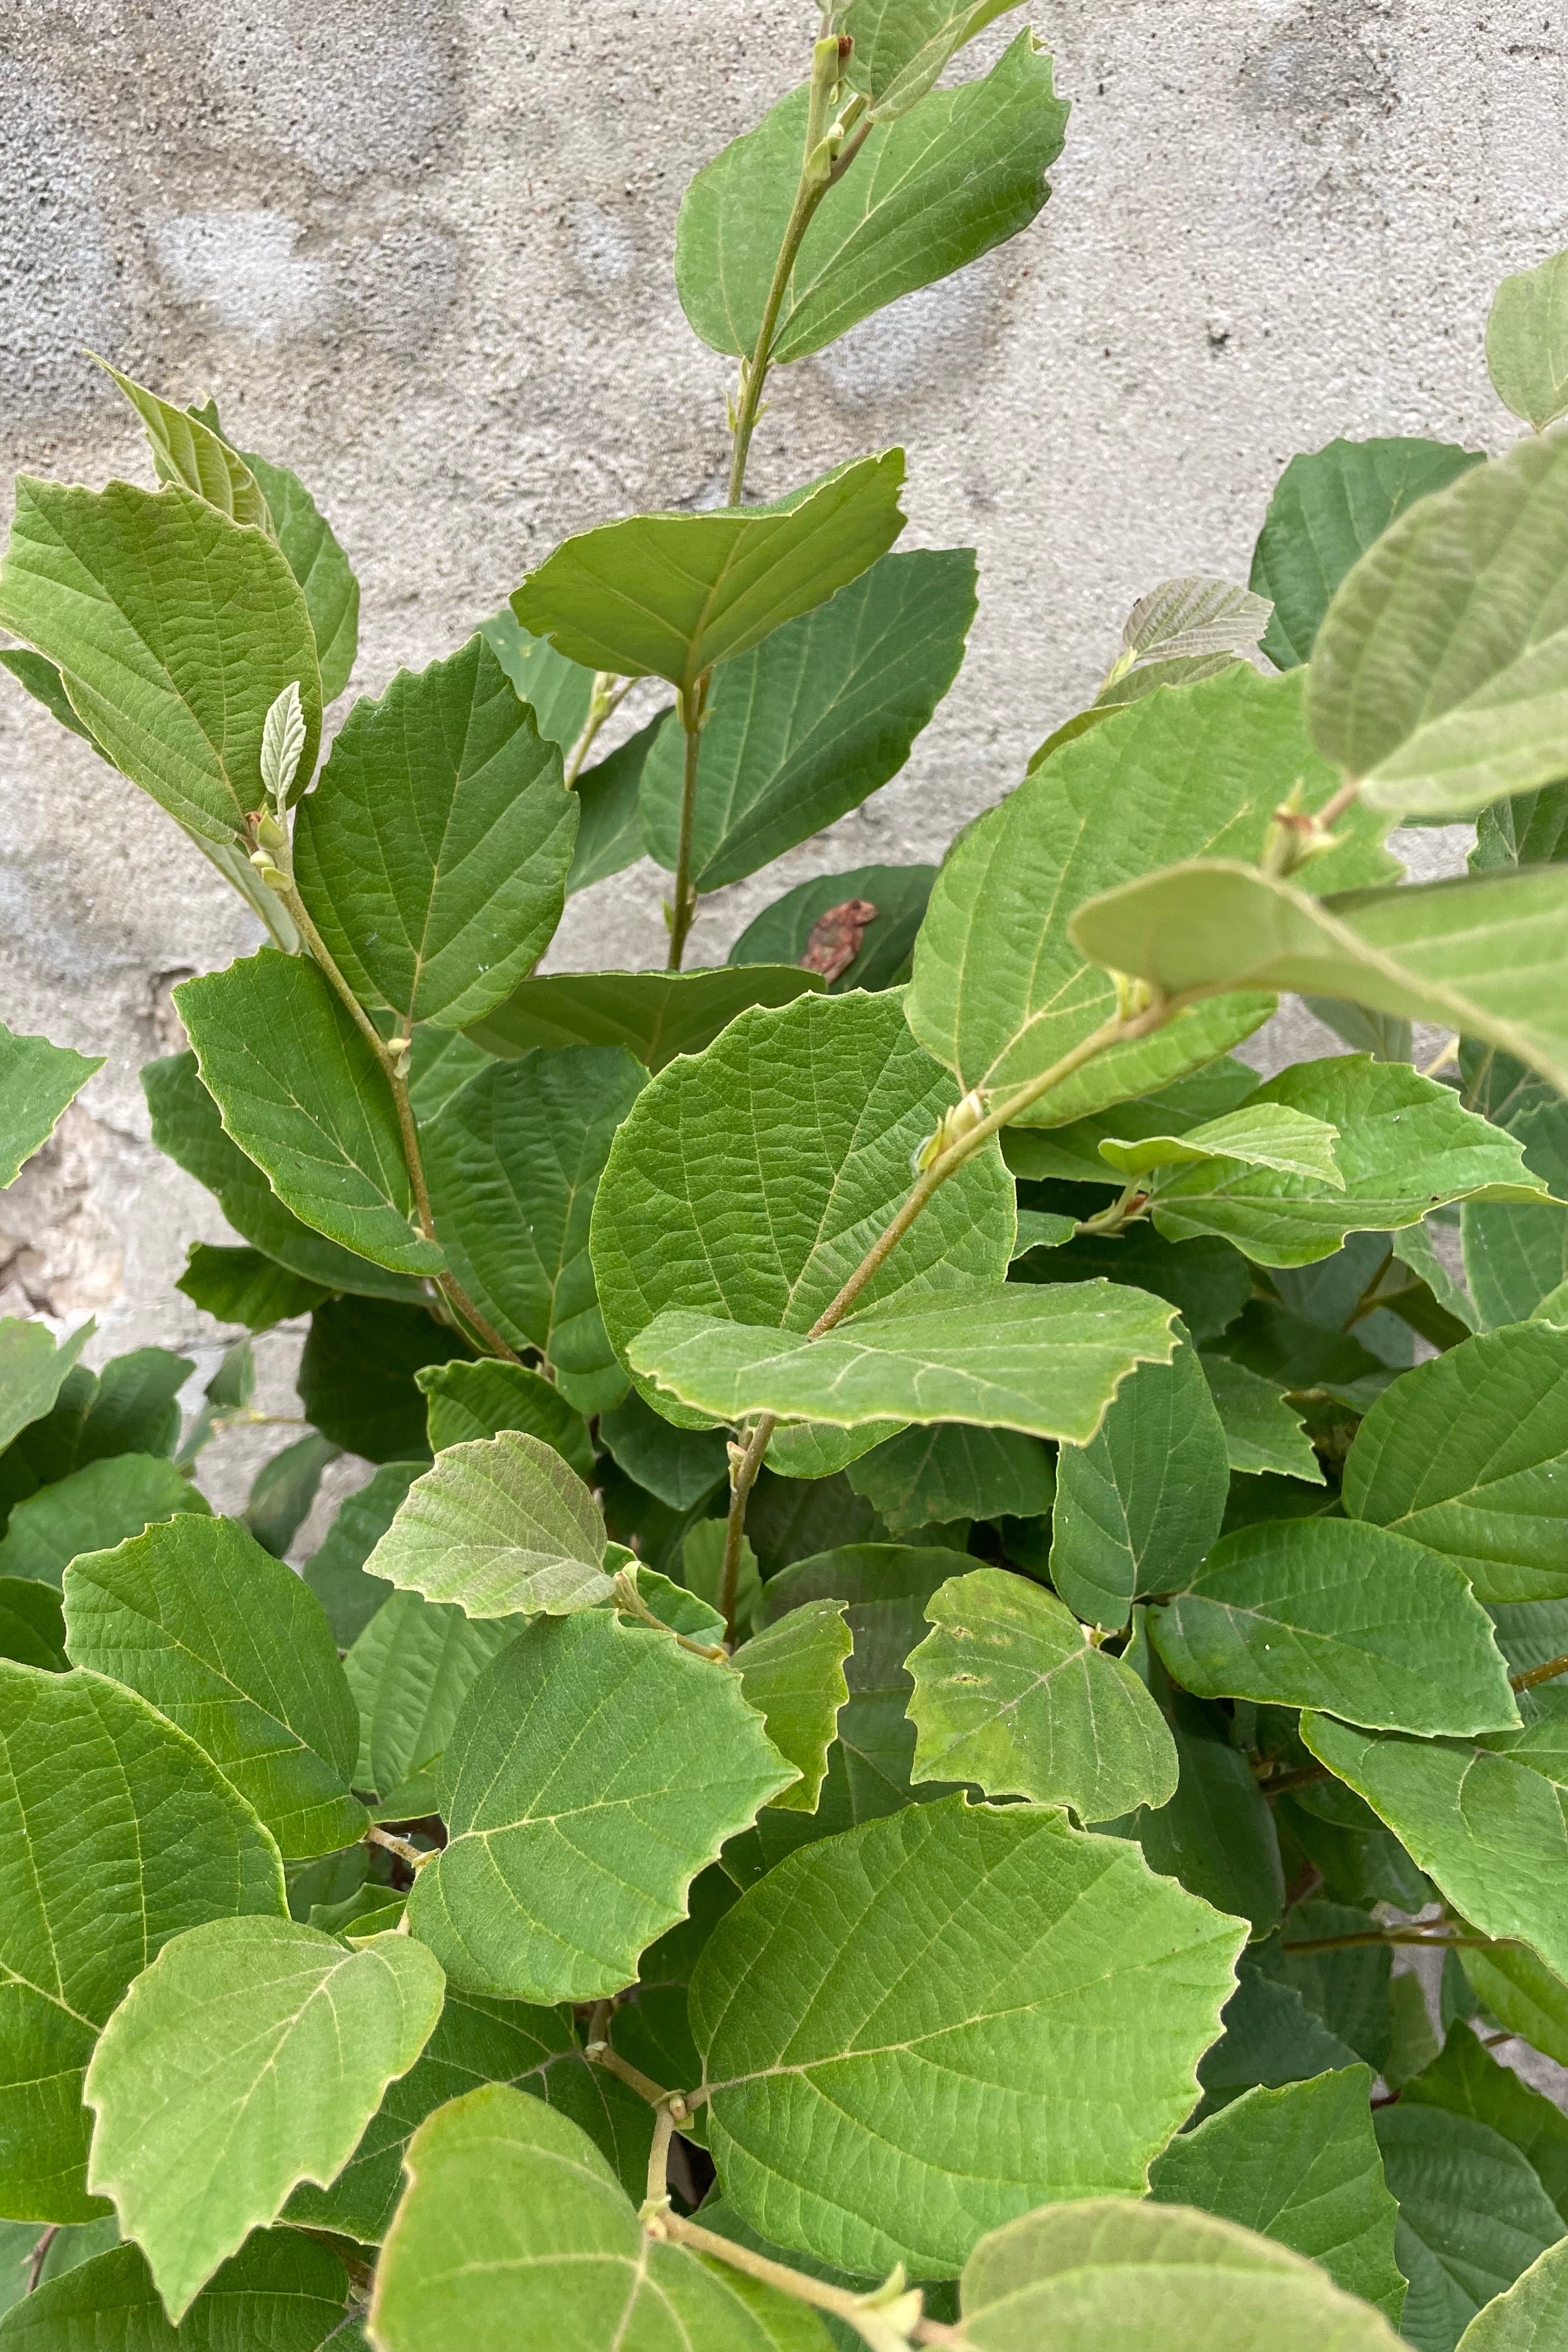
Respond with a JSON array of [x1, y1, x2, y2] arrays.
[[5, 11, 1568, 2348]]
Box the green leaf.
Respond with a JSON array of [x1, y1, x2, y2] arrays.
[[566, 710, 665, 895], [1148, 2066, 1405, 2320], [344, 1588, 514, 1819], [730, 864, 937, 993], [298, 1296, 471, 1462], [631, 1280, 1180, 1446], [1250, 437, 1485, 670], [1464, 1100, 1568, 1331], [956, 2197, 1404, 2351], [846, 1422, 1054, 1534], [1013, 1223, 1255, 1351], [303, 1460, 421, 1646], [416, 1358, 593, 1479], [1488, 253, 1568, 429], [1473, 780, 1568, 873], [0, 646, 103, 746], [405, 1028, 495, 1125], [1030, 654, 1247, 766], [906, 1566, 1177, 1819], [1255, 1900, 1395, 2070], [364, 1431, 611, 1620], [835, 0, 1023, 117], [1118, 574, 1275, 666], [0, 1023, 102, 1189], [84, 1916, 443, 2320], [640, 550, 975, 891], [96, 359, 274, 531], [174, 951, 442, 1276], [62, 1515, 365, 1856], [731, 1599, 851, 1814], [593, 988, 1016, 1443], [0, 1661, 285, 2221], [1003, 1056, 1261, 1184], [1374, 2104, 1564, 2352], [1202, 1354, 1324, 1482], [0, 479, 321, 845], [1098, 1098, 1343, 1186], [1404, 2026, 1568, 2228], [0, 2232, 352, 2352], [907, 666, 1395, 1123], [240, 446, 359, 704], [425, 1045, 645, 1413], [1458, 1944, 1568, 2069], [294, 636, 575, 1028], [1070, 860, 1568, 1098], [0, 1318, 92, 1456], [175, 1241, 328, 1331], [678, 1524, 761, 1638], [1388, 1219, 1480, 1345], [675, 34, 1068, 365], [1301, 1703, 1568, 1976], [0, 1578, 67, 1671], [1048, 1337, 1230, 1631], [75, 1349, 192, 1467], [1342, 1324, 1568, 1605], [1459, 2241, 1568, 2352], [598, 1391, 729, 1508], [244, 1431, 340, 1559], [471, 964, 826, 1072], [142, 1052, 425, 1304], [368, 2085, 832, 2350], [1308, 430, 1568, 818], [1199, 1968, 1363, 2107], [408, 1609, 794, 2000], [1150, 1517, 1518, 1735], [512, 454, 908, 692], [0, 1454, 209, 1588], [692, 1794, 1247, 2278], [475, 607, 596, 750]]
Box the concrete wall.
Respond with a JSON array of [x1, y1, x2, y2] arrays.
[[4, 0, 1567, 1460]]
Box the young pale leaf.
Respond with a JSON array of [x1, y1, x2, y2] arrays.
[[631, 1280, 1180, 1446], [1097, 1099, 1342, 1186], [84, 1916, 443, 2320], [345, 1589, 515, 1819], [467, 962, 823, 1066], [0, 480, 321, 844], [0, 1023, 103, 1189], [675, 36, 1068, 364], [62, 1515, 365, 1857], [176, 1241, 329, 1331], [424, 1046, 645, 1413], [956, 2197, 1404, 2352], [1488, 253, 1568, 430], [1003, 1056, 1261, 1184], [475, 607, 596, 751], [1342, 1323, 1568, 1605], [906, 1567, 1178, 1820], [511, 453, 907, 692], [640, 550, 975, 891], [567, 710, 666, 894], [369, 2084, 831, 2350], [364, 1431, 611, 1620], [1121, 575, 1274, 665], [303, 1460, 421, 1646], [730, 863, 937, 993], [732, 1599, 851, 1812], [1150, 1517, 1517, 1736], [259, 681, 307, 808], [96, 363, 273, 527], [0, 1454, 210, 1588], [1309, 429, 1568, 817], [0, 1661, 285, 2221], [1301, 1703, 1568, 1977], [142, 1052, 426, 1303], [906, 666, 1395, 1124], [1374, 2104, 1564, 2352], [175, 950, 442, 1276], [692, 1796, 1246, 2278], [408, 1610, 795, 2000], [0, 1318, 90, 1457], [1250, 437, 1485, 669], [239, 444, 360, 704], [846, 1421, 1055, 1534], [0, 2232, 352, 2352], [1459, 2241, 1568, 2352], [418, 1359, 592, 1478], [1202, 1354, 1324, 1483], [1148, 2067, 1405, 2319], [835, 0, 1022, 118], [1069, 861, 1568, 1098], [1047, 1339, 1230, 1630], [293, 636, 576, 1028]]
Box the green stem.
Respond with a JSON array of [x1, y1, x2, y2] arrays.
[[584, 2037, 671, 2111], [365, 1825, 436, 1873], [1513, 1651, 1568, 1693], [565, 674, 633, 787], [666, 676, 709, 971], [643, 2210, 925, 2350], [1282, 1929, 1505, 1954], [1257, 1763, 1329, 1799], [611, 1569, 729, 1661]]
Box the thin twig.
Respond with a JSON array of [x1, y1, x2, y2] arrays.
[[365, 1824, 436, 1873], [1282, 1929, 1508, 1954], [584, 2035, 674, 2111], [644, 2210, 929, 2350], [611, 1569, 729, 1661], [666, 676, 709, 972], [1513, 1651, 1568, 1693], [1257, 1763, 1330, 1800], [26, 2228, 58, 2294], [720, 1418, 774, 1641]]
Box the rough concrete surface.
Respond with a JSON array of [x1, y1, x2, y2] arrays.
[[2, 0, 1566, 1468]]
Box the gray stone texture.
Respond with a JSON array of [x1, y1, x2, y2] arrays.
[[2, 0, 1566, 1464]]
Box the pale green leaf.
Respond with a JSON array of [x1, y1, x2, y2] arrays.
[[303, 1461, 421, 1647], [511, 454, 907, 692], [1010, 1208, 1077, 1258], [1374, 2104, 1564, 2352], [174, 949, 443, 1276], [97, 359, 273, 531], [467, 963, 824, 1068], [732, 1598, 851, 1813], [425, 1044, 645, 1413], [845, 1421, 1055, 1534], [1151, 1517, 1517, 1735], [1098, 1100, 1342, 1186], [836, 0, 1022, 117], [176, 1241, 329, 1331], [62, 1514, 365, 1857], [1069, 860, 1568, 1098], [1202, 1353, 1325, 1482], [692, 1795, 1247, 2278], [674, 36, 1067, 364], [294, 636, 576, 1028], [0, 1317, 91, 1460], [1148, 2067, 1405, 2320], [363, 1431, 611, 1621], [368, 2084, 832, 2350], [0, 479, 321, 845], [729, 862, 937, 992], [84, 1916, 443, 2320], [907, 1566, 1178, 1819], [1047, 1338, 1229, 1630], [416, 1358, 594, 1480], [345, 1588, 514, 1820], [240, 446, 360, 704], [1002, 1057, 1261, 1184], [0, 1023, 103, 1189], [1121, 575, 1274, 665], [1473, 781, 1568, 872], [1342, 1324, 1568, 1605], [408, 1609, 794, 2000], [640, 550, 975, 891], [1250, 437, 1484, 669], [1309, 428, 1568, 818], [906, 667, 1395, 1124], [1460, 2241, 1568, 2352], [1028, 653, 1245, 766], [1488, 253, 1568, 430], [0, 2232, 353, 2352], [259, 680, 306, 804], [957, 2197, 1405, 2351], [475, 607, 596, 750], [0, 1454, 210, 1588], [0, 1661, 285, 2222]]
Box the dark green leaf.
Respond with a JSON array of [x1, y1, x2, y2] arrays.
[[1202, 1353, 1324, 1482], [1002, 1056, 1262, 1185], [0, 1454, 209, 1588], [1374, 2104, 1564, 2352], [176, 1242, 329, 1331], [567, 710, 666, 895], [298, 1295, 471, 1462], [405, 1027, 495, 1126], [0, 1579, 66, 1671], [730, 864, 937, 992], [303, 1460, 422, 1645], [1012, 1220, 1254, 1346], [418, 1357, 593, 1478], [244, 1432, 340, 1559], [468, 963, 824, 1067], [0, 2232, 352, 2352], [1404, 2027, 1568, 2227], [0, 1320, 92, 1459], [598, 1390, 729, 1509], [241, 446, 360, 703], [0, 646, 102, 747], [1198, 1968, 1362, 2109], [846, 1422, 1054, 1534]]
